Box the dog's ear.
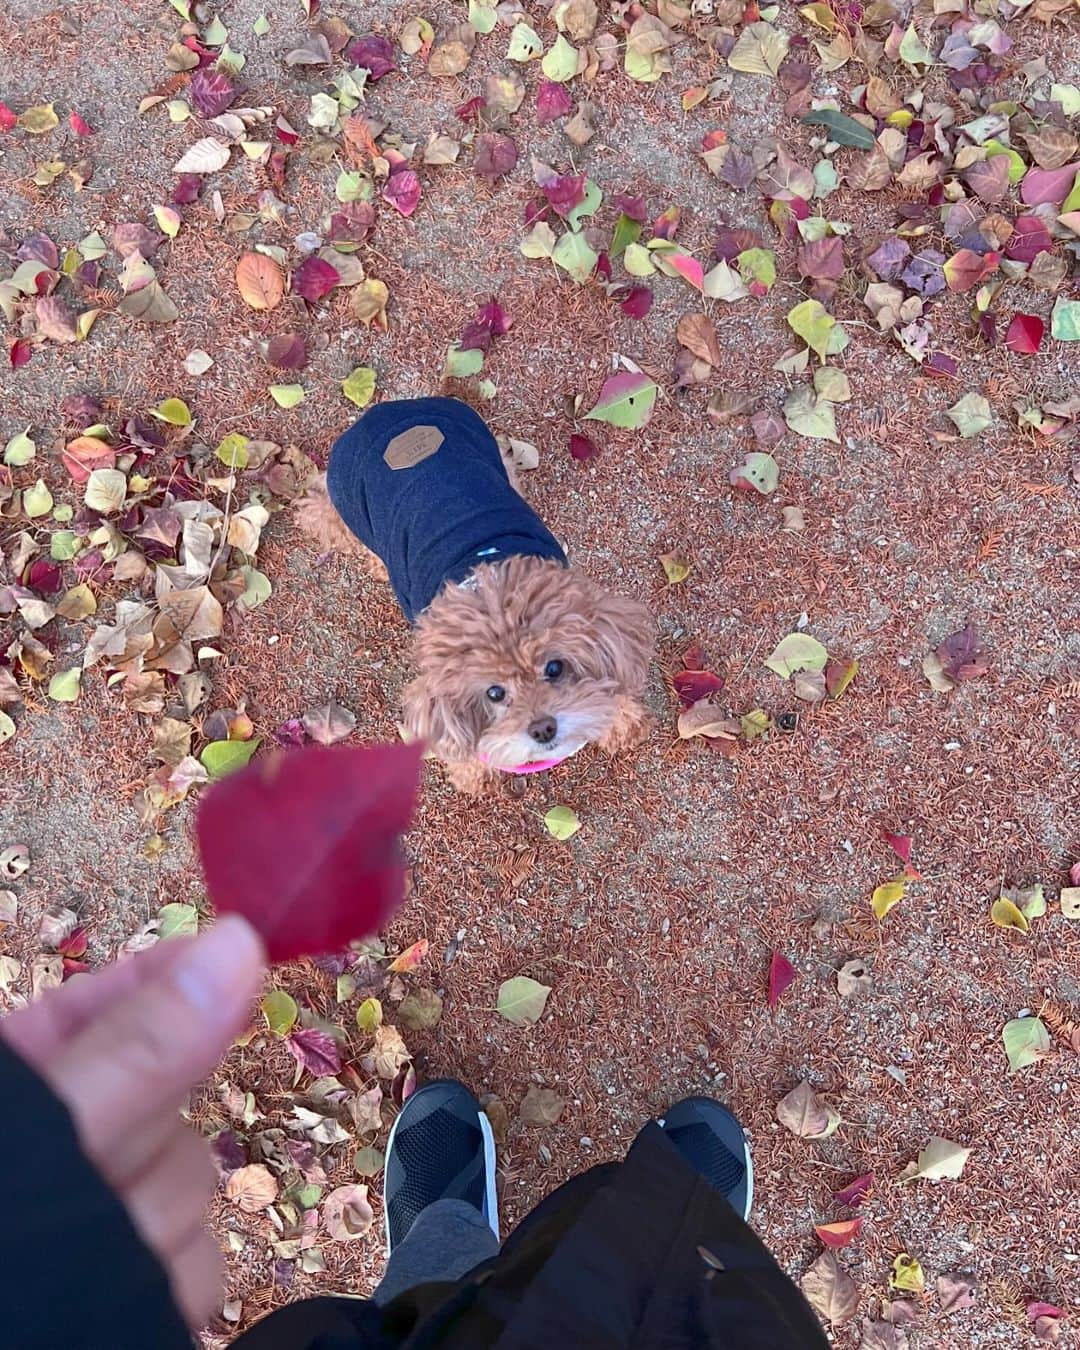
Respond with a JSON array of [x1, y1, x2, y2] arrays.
[[402, 676, 485, 762], [582, 586, 655, 694]]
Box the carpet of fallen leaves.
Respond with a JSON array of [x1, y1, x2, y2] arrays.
[[2, 0, 1080, 1344]]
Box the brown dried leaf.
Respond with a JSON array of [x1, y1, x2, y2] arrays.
[[224, 1163, 278, 1214], [36, 296, 79, 342], [323, 1184, 374, 1240], [1023, 125, 1078, 171], [235, 252, 284, 311], [676, 313, 722, 366], [801, 1249, 859, 1327], [846, 143, 891, 191], [519, 1084, 566, 1127], [937, 1273, 978, 1314], [776, 1080, 830, 1137]]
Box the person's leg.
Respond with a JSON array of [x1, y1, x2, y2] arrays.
[[374, 1079, 499, 1305]]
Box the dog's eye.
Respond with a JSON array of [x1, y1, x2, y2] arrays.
[[544, 659, 565, 681], [486, 685, 507, 703]]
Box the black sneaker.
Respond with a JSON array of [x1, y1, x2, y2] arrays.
[[659, 1097, 754, 1220], [383, 1079, 498, 1253]]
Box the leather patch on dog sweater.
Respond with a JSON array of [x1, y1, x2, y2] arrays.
[[384, 424, 444, 470]]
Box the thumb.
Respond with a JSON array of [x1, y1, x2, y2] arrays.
[[45, 916, 265, 1155]]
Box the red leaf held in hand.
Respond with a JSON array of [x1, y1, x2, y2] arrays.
[[673, 669, 724, 707], [1004, 313, 1044, 354], [287, 1027, 342, 1077], [833, 1173, 874, 1208], [620, 285, 653, 319], [536, 79, 573, 123], [881, 830, 912, 864], [195, 742, 423, 963], [292, 256, 340, 302], [814, 1218, 863, 1248], [190, 67, 238, 118], [69, 110, 95, 136], [382, 169, 421, 217], [768, 951, 797, 1008], [569, 433, 599, 461]]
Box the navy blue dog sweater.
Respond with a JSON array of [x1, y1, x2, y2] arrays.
[[326, 397, 567, 623]]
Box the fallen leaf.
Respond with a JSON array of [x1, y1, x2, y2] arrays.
[[768, 952, 797, 1007], [784, 387, 839, 442], [765, 633, 828, 678], [901, 1136, 971, 1182], [342, 367, 377, 408], [1060, 887, 1080, 920], [1049, 296, 1080, 341], [520, 1084, 565, 1126], [935, 625, 989, 681], [834, 1173, 874, 1208], [388, 939, 429, 974], [497, 975, 551, 1025], [677, 702, 738, 742], [990, 897, 1030, 933], [236, 252, 284, 310], [190, 67, 237, 117], [881, 830, 913, 865], [659, 552, 690, 585], [353, 1146, 385, 1177], [871, 878, 906, 920], [837, 958, 872, 997], [355, 997, 383, 1035], [302, 701, 356, 746], [801, 1250, 859, 1326], [569, 432, 599, 461], [891, 1254, 925, 1295], [323, 1184, 374, 1240], [946, 392, 992, 438], [1004, 314, 1044, 355], [673, 670, 724, 707], [584, 372, 657, 430], [938, 1273, 978, 1315], [1002, 1016, 1050, 1073], [225, 1164, 278, 1213], [815, 1218, 863, 1248], [474, 132, 518, 180], [383, 170, 422, 218], [261, 989, 299, 1036], [677, 313, 722, 366], [288, 1026, 341, 1076], [800, 108, 874, 149], [292, 256, 340, 302], [195, 743, 423, 963], [398, 988, 443, 1031], [173, 137, 231, 174], [777, 1080, 832, 1138]]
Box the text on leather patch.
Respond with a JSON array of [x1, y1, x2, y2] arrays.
[[384, 425, 444, 470]]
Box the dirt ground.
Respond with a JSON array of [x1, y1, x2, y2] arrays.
[[2, 0, 1079, 1345]]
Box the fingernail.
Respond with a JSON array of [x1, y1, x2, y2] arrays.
[[173, 916, 266, 1014]]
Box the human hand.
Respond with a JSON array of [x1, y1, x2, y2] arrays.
[[0, 915, 265, 1328]]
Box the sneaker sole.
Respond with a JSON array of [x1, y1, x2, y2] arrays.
[[383, 1080, 499, 1255], [659, 1098, 754, 1221]]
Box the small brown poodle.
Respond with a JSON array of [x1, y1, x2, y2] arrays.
[[297, 397, 654, 793]]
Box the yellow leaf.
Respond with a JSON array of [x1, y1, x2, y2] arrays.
[[19, 103, 60, 134], [342, 366, 377, 408], [990, 897, 1030, 933], [891, 1253, 925, 1294], [150, 398, 192, 427], [658, 552, 690, 584], [871, 878, 906, 920]]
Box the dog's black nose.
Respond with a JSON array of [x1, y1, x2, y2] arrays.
[[528, 716, 558, 746]]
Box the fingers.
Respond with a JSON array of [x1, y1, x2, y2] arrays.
[[42, 916, 265, 1155], [170, 1227, 225, 1330], [125, 1127, 218, 1260]]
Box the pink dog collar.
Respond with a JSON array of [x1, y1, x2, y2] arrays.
[[479, 746, 583, 775]]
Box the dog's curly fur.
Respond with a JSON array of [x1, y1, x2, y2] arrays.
[[296, 474, 654, 793]]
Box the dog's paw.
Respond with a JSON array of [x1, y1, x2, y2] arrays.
[[444, 759, 497, 795]]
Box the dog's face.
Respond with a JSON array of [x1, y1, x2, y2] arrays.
[[403, 557, 653, 771]]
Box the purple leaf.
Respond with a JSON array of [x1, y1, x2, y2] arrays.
[[287, 1027, 342, 1077], [16, 232, 59, 268], [382, 169, 421, 217], [274, 718, 309, 747], [619, 285, 653, 319], [936, 624, 990, 681], [543, 172, 587, 218], [569, 433, 599, 461], [460, 296, 512, 351], [190, 67, 238, 118], [798, 235, 844, 281], [474, 132, 518, 181], [866, 237, 910, 281], [613, 193, 647, 222], [327, 201, 376, 244], [265, 333, 308, 370], [27, 560, 63, 594], [476, 296, 511, 336], [1004, 216, 1053, 264], [1020, 160, 1080, 208], [346, 35, 395, 81], [60, 393, 103, 425], [536, 79, 573, 123], [112, 222, 161, 260], [652, 205, 680, 240], [210, 1129, 249, 1172], [900, 250, 946, 296], [714, 224, 760, 263], [292, 256, 340, 302], [172, 173, 202, 205], [719, 147, 756, 189]]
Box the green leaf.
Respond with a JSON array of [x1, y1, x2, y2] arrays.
[[496, 975, 551, 1025], [342, 367, 377, 408], [543, 805, 581, 840], [584, 372, 658, 429], [787, 299, 836, 362], [215, 432, 250, 469], [442, 343, 485, 378], [150, 397, 192, 426], [84, 468, 127, 514], [610, 213, 641, 259], [520, 220, 557, 260], [356, 997, 383, 1034], [1051, 82, 1080, 116], [158, 902, 199, 939], [468, 0, 498, 33], [200, 737, 261, 779], [50, 531, 80, 561], [0, 710, 14, 745], [269, 383, 305, 408], [731, 452, 779, 494], [984, 140, 1026, 184], [353, 1146, 385, 1176], [398, 987, 444, 1030], [813, 158, 839, 197], [871, 878, 907, 920], [47, 668, 81, 702], [898, 22, 933, 70], [783, 387, 839, 442], [623, 242, 656, 277], [813, 367, 851, 402], [203, 14, 228, 44], [261, 989, 299, 1036], [1002, 1016, 1050, 1073], [552, 230, 599, 283], [3, 429, 36, 466], [566, 179, 602, 231], [238, 565, 272, 609], [765, 632, 829, 678], [800, 109, 875, 150], [24, 479, 54, 518], [946, 392, 992, 438], [253, 12, 270, 35], [736, 247, 776, 290], [541, 32, 579, 81], [507, 20, 543, 60], [1050, 296, 1080, 341]]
